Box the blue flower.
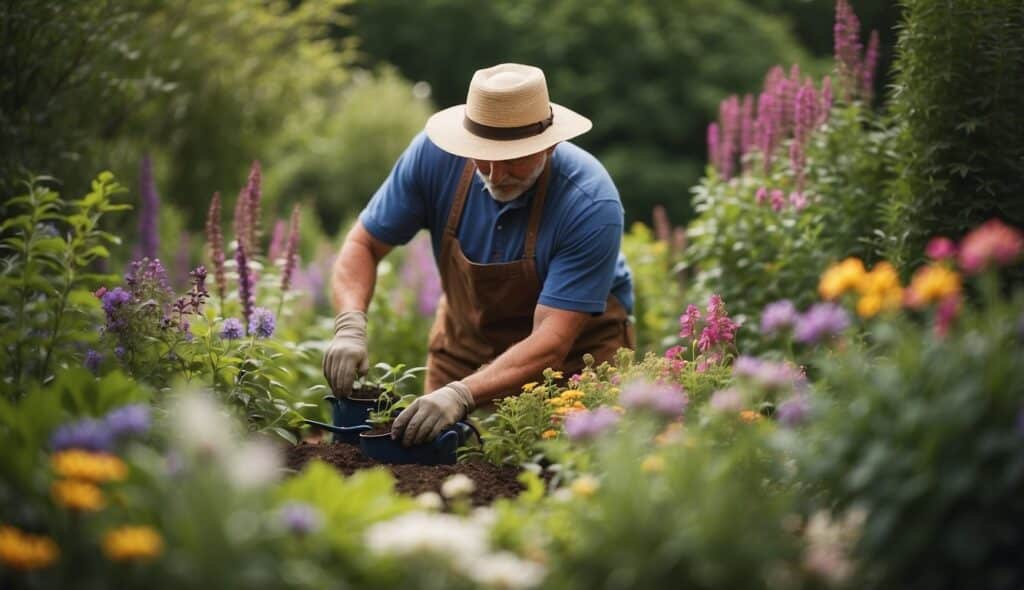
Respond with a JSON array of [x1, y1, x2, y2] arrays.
[[249, 307, 276, 338], [84, 350, 103, 374], [220, 318, 244, 340], [50, 419, 114, 452], [104, 404, 151, 439]]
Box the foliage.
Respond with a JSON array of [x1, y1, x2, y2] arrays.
[[266, 68, 433, 236], [347, 0, 813, 225], [0, 174, 128, 397], [883, 0, 1024, 274]]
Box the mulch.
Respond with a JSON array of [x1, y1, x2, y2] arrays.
[[285, 440, 527, 506]]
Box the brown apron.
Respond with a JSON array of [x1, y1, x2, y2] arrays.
[[425, 160, 634, 393]]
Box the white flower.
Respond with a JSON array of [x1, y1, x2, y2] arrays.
[[441, 473, 476, 499], [470, 506, 497, 528], [365, 512, 488, 561], [227, 440, 282, 489], [415, 492, 444, 511], [550, 488, 574, 503], [462, 551, 546, 590], [170, 392, 236, 455]]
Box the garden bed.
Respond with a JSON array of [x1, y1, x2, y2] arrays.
[[285, 441, 526, 506]]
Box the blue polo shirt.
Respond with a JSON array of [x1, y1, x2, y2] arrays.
[[360, 132, 633, 315]]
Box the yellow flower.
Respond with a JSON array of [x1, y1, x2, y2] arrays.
[[905, 264, 961, 308], [739, 410, 762, 423], [521, 382, 539, 392], [0, 526, 59, 571], [857, 261, 900, 294], [546, 397, 566, 407], [541, 429, 559, 440], [819, 257, 866, 300], [52, 479, 104, 512], [641, 455, 665, 473], [550, 371, 564, 380], [570, 475, 599, 498], [856, 293, 882, 318], [52, 450, 128, 483], [102, 526, 164, 562], [560, 389, 584, 401], [570, 401, 586, 411]]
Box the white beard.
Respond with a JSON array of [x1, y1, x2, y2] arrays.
[[476, 155, 547, 203]]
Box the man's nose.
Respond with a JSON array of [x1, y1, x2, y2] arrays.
[[485, 161, 508, 184]]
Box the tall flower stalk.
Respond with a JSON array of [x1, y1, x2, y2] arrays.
[[137, 154, 160, 260], [244, 160, 262, 257], [235, 240, 254, 333], [278, 204, 301, 317], [206, 192, 227, 308]]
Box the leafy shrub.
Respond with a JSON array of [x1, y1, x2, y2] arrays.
[[883, 0, 1024, 273], [620, 222, 683, 353], [0, 173, 127, 397]]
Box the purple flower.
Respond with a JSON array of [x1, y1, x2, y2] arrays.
[[794, 303, 850, 344], [761, 300, 799, 335], [268, 219, 287, 263], [281, 204, 302, 294], [206, 192, 227, 301], [709, 388, 743, 413], [697, 294, 738, 351], [114, 346, 126, 359], [249, 307, 276, 338], [50, 419, 114, 452], [84, 349, 103, 374], [777, 395, 810, 427], [564, 407, 621, 441], [100, 287, 132, 314], [620, 379, 688, 417], [105, 404, 151, 438], [278, 502, 322, 535], [220, 318, 244, 340], [734, 356, 807, 391], [235, 242, 254, 330], [137, 154, 160, 261]]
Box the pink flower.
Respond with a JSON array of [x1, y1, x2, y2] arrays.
[[790, 191, 809, 211], [755, 186, 768, 205], [679, 304, 702, 339], [957, 219, 1024, 274], [925, 237, 957, 260], [770, 189, 786, 212], [934, 294, 961, 338]]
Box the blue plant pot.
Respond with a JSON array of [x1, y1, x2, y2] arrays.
[[302, 393, 380, 444], [359, 421, 481, 466]]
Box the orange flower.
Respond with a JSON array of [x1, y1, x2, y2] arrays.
[[102, 526, 163, 561], [819, 258, 866, 300], [52, 479, 104, 512], [905, 264, 961, 308], [0, 526, 59, 571], [51, 450, 127, 483], [541, 429, 558, 440], [739, 410, 762, 423]]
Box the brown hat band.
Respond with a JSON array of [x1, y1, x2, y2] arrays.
[[463, 107, 554, 141]]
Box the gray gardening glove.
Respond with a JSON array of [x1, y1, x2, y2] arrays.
[[322, 311, 369, 397], [391, 381, 475, 446]]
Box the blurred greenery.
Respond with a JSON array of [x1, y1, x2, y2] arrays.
[[344, 0, 821, 227]]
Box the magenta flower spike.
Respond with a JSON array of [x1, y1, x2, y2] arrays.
[[861, 30, 880, 103], [244, 160, 263, 256], [819, 76, 834, 124], [281, 204, 302, 294], [834, 0, 864, 101], [233, 186, 250, 254], [236, 241, 254, 332], [739, 94, 756, 170], [707, 122, 721, 175]]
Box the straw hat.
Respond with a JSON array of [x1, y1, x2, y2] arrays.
[[425, 63, 592, 161]]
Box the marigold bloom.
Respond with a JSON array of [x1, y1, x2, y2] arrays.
[[52, 479, 105, 512], [739, 410, 762, 423], [857, 261, 900, 295], [0, 526, 59, 571], [102, 526, 164, 561], [905, 265, 961, 308], [818, 258, 866, 300], [541, 429, 558, 440], [560, 389, 584, 401], [856, 294, 882, 318], [521, 382, 538, 392], [51, 450, 128, 483]]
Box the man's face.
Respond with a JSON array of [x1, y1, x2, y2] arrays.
[[472, 148, 551, 202]]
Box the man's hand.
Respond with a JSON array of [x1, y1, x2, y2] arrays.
[[391, 381, 475, 446], [322, 311, 369, 396]]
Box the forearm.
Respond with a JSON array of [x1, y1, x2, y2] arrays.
[[330, 222, 387, 313], [462, 327, 572, 405]]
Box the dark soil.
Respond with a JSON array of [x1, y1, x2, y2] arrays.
[[285, 441, 526, 506]]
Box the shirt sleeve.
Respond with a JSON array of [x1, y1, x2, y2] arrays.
[[358, 133, 430, 246], [538, 201, 624, 315]]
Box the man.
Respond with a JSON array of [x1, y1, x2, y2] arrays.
[[323, 63, 634, 446]]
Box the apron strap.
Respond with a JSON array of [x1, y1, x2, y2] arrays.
[[523, 160, 552, 259], [445, 160, 477, 238]]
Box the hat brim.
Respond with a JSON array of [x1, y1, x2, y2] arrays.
[[425, 102, 592, 161]]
